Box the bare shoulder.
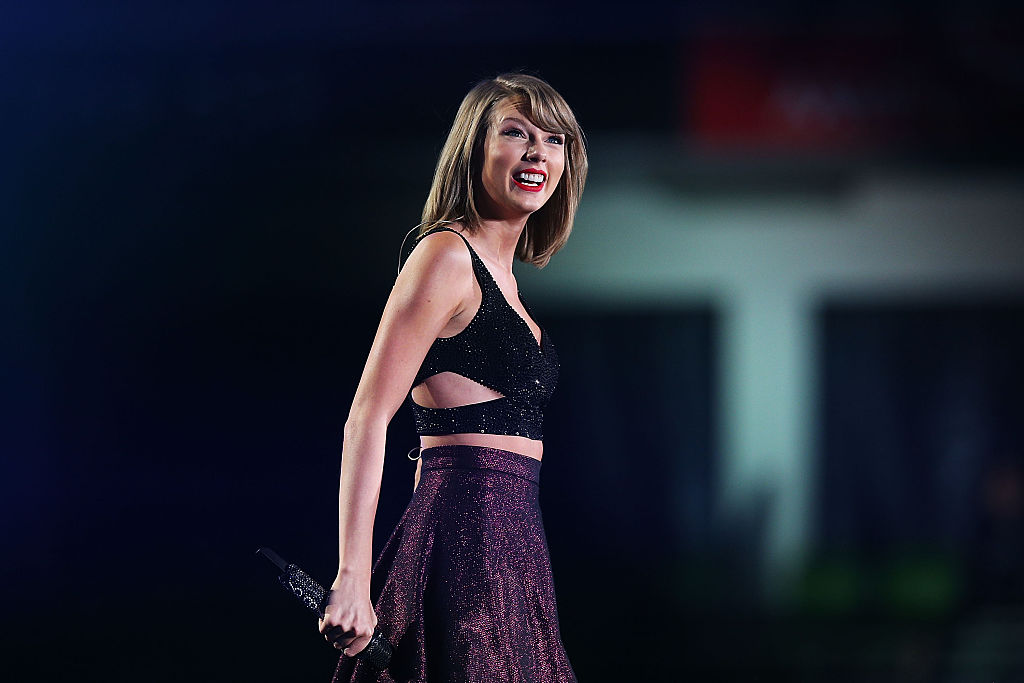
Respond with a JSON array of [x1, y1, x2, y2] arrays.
[[402, 227, 473, 281], [395, 227, 475, 305]]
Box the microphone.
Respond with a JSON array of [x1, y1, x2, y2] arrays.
[[256, 547, 393, 670]]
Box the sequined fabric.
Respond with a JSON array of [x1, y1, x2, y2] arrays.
[[331, 445, 577, 683], [405, 227, 560, 440]]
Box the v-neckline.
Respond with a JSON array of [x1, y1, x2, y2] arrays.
[[467, 247, 544, 352], [516, 291, 546, 353]]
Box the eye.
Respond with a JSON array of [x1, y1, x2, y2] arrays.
[[502, 127, 526, 138], [547, 135, 565, 145]]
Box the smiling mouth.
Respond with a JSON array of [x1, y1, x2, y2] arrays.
[[512, 170, 546, 192]]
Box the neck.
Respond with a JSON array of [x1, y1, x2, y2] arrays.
[[473, 215, 528, 273]]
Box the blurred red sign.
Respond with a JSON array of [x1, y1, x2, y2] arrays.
[[686, 32, 953, 151]]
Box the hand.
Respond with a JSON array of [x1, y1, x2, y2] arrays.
[[318, 572, 377, 656]]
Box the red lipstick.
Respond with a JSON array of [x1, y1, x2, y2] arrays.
[[511, 168, 546, 193]]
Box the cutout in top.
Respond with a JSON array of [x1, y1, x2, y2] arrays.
[[411, 372, 505, 409]]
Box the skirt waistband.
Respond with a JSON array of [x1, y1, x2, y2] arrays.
[[419, 445, 541, 485]]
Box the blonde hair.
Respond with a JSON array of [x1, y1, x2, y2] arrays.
[[418, 73, 588, 268]]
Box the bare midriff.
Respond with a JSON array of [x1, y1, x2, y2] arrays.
[[412, 373, 543, 462], [419, 433, 543, 461]]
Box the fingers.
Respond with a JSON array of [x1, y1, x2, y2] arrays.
[[324, 628, 370, 656], [320, 620, 373, 656], [339, 611, 378, 656], [335, 632, 371, 656], [317, 603, 378, 656], [318, 609, 353, 636], [322, 625, 353, 642], [319, 619, 350, 636]]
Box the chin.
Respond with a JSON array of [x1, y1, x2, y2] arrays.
[[520, 193, 551, 211]]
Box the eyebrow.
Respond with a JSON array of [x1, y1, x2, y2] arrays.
[[500, 116, 565, 137]]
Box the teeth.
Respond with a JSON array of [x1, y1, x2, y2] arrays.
[[515, 172, 545, 184]]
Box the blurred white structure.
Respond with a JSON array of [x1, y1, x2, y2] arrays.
[[520, 136, 1024, 600]]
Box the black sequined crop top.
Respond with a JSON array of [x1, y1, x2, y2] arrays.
[[403, 226, 559, 440]]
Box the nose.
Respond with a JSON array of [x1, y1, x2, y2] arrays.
[[524, 142, 545, 162]]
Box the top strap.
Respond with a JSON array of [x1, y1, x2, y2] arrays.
[[419, 225, 475, 254], [398, 224, 481, 274]]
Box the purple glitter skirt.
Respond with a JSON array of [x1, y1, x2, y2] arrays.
[[331, 444, 577, 683]]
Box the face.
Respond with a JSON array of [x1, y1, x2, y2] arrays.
[[476, 100, 566, 221]]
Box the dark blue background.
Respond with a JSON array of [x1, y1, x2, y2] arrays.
[[4, 2, 1023, 680]]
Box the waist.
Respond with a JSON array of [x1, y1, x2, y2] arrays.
[[419, 432, 543, 460], [411, 396, 545, 440], [419, 444, 542, 485]]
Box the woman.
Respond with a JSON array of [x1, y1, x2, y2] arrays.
[[320, 73, 587, 683]]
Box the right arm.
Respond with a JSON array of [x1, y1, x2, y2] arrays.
[[319, 230, 474, 654]]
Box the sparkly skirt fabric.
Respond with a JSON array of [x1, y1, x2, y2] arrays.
[[331, 445, 577, 683]]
